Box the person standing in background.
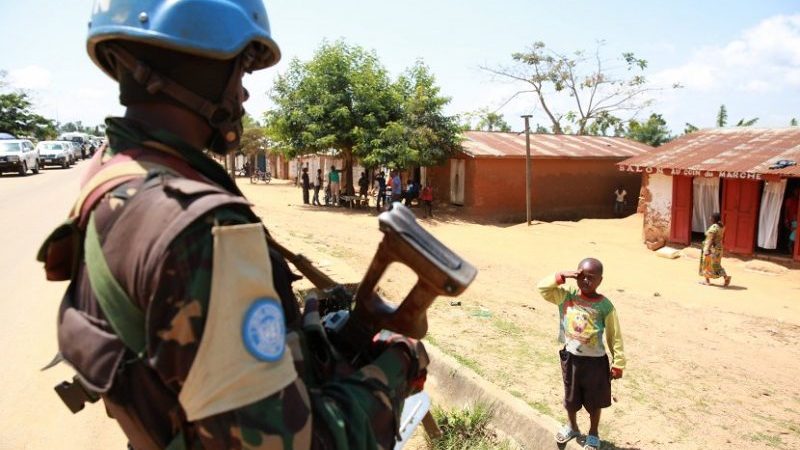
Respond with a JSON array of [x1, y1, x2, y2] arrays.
[[613, 186, 627, 217], [301, 167, 310, 204], [375, 171, 386, 211], [312, 168, 322, 206], [328, 165, 340, 206]]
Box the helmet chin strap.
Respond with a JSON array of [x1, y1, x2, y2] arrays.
[[101, 43, 253, 154]]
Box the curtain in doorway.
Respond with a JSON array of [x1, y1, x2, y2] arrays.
[[757, 178, 787, 249], [692, 177, 720, 233]]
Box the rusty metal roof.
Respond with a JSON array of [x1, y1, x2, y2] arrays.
[[461, 131, 654, 159], [619, 128, 800, 176]]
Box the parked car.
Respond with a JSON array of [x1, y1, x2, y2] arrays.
[[0, 139, 39, 175], [36, 141, 72, 169], [59, 141, 80, 164], [58, 132, 91, 159]]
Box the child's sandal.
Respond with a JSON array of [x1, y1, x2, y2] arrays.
[[555, 424, 579, 444], [583, 434, 600, 450]]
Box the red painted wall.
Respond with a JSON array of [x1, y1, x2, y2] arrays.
[[427, 156, 641, 221]]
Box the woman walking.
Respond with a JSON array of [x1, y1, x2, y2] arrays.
[[699, 213, 732, 287]]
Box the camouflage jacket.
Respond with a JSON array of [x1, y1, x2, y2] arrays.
[[61, 117, 420, 450]]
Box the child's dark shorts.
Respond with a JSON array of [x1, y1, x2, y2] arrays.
[[559, 348, 612, 411]]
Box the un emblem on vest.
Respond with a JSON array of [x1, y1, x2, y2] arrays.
[[242, 298, 286, 362]]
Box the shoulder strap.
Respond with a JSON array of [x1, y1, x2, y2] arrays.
[[84, 212, 147, 354]]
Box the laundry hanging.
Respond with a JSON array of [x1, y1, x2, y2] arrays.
[[692, 177, 720, 233], [757, 179, 786, 249]]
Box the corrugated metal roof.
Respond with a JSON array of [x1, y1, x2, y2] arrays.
[[461, 131, 654, 159], [619, 128, 800, 176]]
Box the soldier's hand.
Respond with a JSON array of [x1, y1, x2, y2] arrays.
[[371, 331, 429, 395]]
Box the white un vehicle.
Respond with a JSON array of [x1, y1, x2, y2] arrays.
[[0, 139, 40, 176]]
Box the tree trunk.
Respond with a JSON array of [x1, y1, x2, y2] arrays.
[[342, 148, 354, 195]]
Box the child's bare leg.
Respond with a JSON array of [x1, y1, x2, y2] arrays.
[[567, 408, 580, 432], [587, 408, 601, 436]]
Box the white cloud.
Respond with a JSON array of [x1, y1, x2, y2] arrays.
[[654, 14, 800, 94], [741, 79, 772, 93], [8, 65, 52, 90]]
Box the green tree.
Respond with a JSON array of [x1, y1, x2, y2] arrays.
[[482, 41, 677, 135], [684, 123, 699, 135], [791, 118, 798, 126], [466, 108, 512, 132], [716, 104, 728, 127], [364, 61, 461, 169], [266, 40, 400, 193], [735, 117, 758, 127], [0, 72, 56, 140], [625, 113, 671, 146], [586, 111, 625, 136], [266, 41, 460, 191], [715, 104, 757, 128], [239, 114, 267, 157]]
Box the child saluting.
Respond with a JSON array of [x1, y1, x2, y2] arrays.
[[537, 258, 625, 450]]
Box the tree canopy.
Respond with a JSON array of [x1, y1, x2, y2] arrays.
[[625, 113, 671, 147], [0, 71, 56, 140], [265, 40, 459, 192], [465, 108, 512, 132], [238, 114, 268, 156], [482, 41, 677, 135], [365, 61, 461, 169], [684, 104, 760, 134]]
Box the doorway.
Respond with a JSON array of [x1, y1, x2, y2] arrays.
[[450, 159, 465, 206]]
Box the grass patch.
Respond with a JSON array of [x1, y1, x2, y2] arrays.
[[526, 399, 554, 417], [492, 318, 522, 336], [429, 403, 515, 450], [424, 334, 439, 347], [452, 353, 483, 376], [745, 432, 784, 448]]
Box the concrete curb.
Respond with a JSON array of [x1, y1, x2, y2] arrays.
[[424, 344, 582, 450]]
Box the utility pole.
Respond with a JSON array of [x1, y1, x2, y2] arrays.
[[521, 115, 532, 225]]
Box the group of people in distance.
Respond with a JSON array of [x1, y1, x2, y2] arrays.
[[299, 166, 434, 216]]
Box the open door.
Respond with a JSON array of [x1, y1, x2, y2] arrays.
[[722, 179, 760, 255], [450, 159, 465, 205], [670, 175, 693, 245]]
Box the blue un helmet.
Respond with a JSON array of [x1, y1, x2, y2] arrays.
[[87, 0, 280, 78], [86, 0, 280, 153]]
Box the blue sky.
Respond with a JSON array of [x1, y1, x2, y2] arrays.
[[2, 0, 799, 135]]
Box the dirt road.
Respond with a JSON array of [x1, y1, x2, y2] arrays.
[[242, 179, 800, 450], [0, 163, 127, 449]]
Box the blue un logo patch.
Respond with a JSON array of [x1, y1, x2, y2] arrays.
[[242, 298, 286, 362]]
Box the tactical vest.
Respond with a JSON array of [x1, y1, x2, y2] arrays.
[[39, 147, 300, 449]]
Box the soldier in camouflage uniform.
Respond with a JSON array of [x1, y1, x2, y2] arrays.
[[39, 1, 428, 449]]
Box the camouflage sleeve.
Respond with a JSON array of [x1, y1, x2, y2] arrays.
[[145, 207, 417, 450]]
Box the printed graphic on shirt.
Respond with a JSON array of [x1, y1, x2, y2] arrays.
[[561, 299, 604, 355]]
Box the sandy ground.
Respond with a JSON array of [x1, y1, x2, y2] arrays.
[[241, 179, 800, 450]]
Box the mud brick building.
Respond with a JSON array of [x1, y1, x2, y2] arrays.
[[424, 131, 653, 222], [618, 128, 800, 261]]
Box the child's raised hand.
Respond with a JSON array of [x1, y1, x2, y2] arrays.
[[560, 270, 582, 279]]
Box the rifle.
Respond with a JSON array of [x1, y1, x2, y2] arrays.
[[268, 203, 477, 443]]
